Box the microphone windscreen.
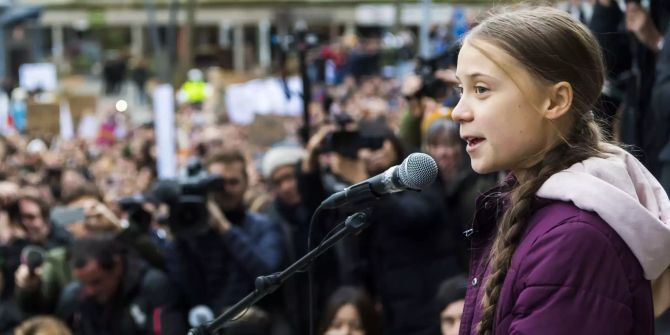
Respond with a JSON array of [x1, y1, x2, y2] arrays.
[[188, 305, 214, 327], [398, 153, 438, 190], [21, 246, 45, 271]]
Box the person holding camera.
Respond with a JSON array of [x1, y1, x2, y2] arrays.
[[299, 120, 460, 335], [1, 191, 71, 304], [632, 0, 670, 331], [589, 1, 670, 331], [13, 188, 166, 321], [398, 61, 459, 153], [261, 144, 346, 335], [164, 149, 285, 325], [0, 182, 25, 334]]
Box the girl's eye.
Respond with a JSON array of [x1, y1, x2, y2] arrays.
[[456, 86, 464, 96], [475, 86, 489, 94]]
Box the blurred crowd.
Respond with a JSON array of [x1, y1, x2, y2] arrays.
[[0, 1, 669, 335]]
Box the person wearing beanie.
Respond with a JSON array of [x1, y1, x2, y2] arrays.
[[262, 147, 306, 190], [261, 145, 339, 335]]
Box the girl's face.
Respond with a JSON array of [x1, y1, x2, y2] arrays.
[[452, 39, 562, 175], [327, 304, 365, 335]]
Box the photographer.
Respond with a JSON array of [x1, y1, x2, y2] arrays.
[[261, 144, 345, 335], [14, 190, 165, 318], [1, 192, 71, 303], [299, 119, 460, 335], [0, 181, 24, 332], [115, 195, 166, 271], [641, 1, 670, 331], [164, 149, 285, 322], [398, 54, 460, 153], [587, 0, 669, 170]]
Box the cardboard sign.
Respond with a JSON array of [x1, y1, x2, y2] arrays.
[[26, 102, 60, 137], [247, 114, 288, 147], [67, 95, 97, 126]]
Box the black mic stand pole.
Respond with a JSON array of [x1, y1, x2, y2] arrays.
[[187, 211, 370, 335]]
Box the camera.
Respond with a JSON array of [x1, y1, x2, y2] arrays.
[[320, 114, 386, 159], [412, 46, 459, 100], [20, 245, 45, 275], [414, 59, 450, 99], [322, 131, 386, 159], [117, 194, 154, 232], [150, 159, 225, 237]]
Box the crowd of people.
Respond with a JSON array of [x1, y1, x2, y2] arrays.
[[0, 1, 669, 335]]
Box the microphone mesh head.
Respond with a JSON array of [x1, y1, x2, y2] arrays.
[[398, 153, 438, 189]]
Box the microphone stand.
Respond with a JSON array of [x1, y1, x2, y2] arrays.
[[187, 211, 370, 335]]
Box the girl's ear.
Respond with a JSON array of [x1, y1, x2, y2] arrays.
[[544, 81, 573, 120]]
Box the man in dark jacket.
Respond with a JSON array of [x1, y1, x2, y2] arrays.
[[592, 0, 670, 173], [56, 235, 185, 335], [298, 124, 460, 335], [2, 194, 71, 300], [650, 7, 670, 194], [165, 149, 285, 320], [261, 145, 341, 335], [362, 188, 462, 335]]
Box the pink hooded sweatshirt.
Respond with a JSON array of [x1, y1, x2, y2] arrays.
[[537, 143, 670, 280]]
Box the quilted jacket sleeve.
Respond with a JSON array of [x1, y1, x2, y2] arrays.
[[505, 219, 646, 335]]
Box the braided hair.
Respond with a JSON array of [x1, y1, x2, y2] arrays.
[[460, 6, 609, 334]]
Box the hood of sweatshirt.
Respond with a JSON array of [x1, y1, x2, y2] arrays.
[[537, 143, 670, 280]]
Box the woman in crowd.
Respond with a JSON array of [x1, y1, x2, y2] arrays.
[[318, 286, 381, 335]]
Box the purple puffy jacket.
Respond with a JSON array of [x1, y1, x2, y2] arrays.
[[459, 186, 653, 335]]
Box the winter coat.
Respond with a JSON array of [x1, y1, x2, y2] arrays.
[[165, 212, 285, 313], [56, 258, 186, 335], [460, 144, 670, 335]]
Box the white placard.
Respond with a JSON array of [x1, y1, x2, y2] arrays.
[[355, 5, 395, 26], [224, 76, 303, 125], [78, 115, 98, 140], [19, 63, 58, 92], [0, 91, 9, 135], [59, 101, 74, 140], [153, 84, 177, 179]]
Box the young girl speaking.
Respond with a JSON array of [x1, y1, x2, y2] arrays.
[[452, 6, 670, 335]]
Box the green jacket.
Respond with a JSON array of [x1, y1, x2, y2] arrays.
[[15, 246, 71, 315]]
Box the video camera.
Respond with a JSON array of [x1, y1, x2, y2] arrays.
[[413, 46, 459, 100], [120, 158, 225, 238], [320, 114, 386, 159], [117, 194, 154, 232], [157, 159, 225, 237]]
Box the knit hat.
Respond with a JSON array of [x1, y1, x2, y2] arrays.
[[262, 146, 305, 179]]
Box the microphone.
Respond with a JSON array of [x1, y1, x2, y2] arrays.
[[20, 246, 45, 275], [321, 152, 438, 209], [188, 305, 214, 327]]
